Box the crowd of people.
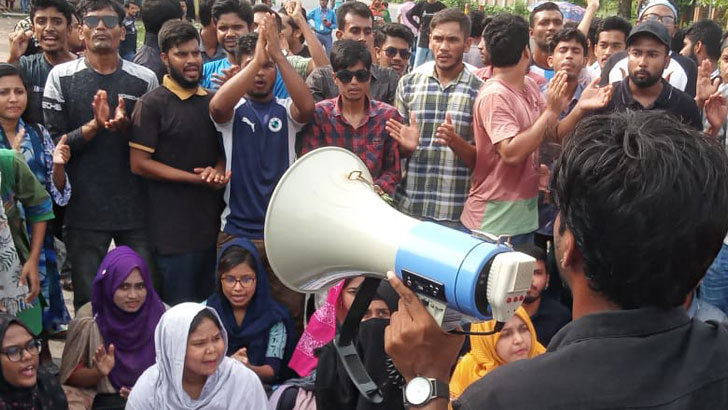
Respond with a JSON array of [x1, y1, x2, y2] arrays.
[[0, 0, 727, 408]]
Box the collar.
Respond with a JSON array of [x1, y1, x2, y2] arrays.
[[619, 78, 673, 109], [426, 63, 467, 86], [144, 32, 160, 49], [333, 95, 377, 119], [162, 75, 207, 100]]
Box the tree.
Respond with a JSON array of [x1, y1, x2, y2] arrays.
[[619, 0, 632, 18]]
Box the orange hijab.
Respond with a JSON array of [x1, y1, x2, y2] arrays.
[[449, 307, 546, 399]]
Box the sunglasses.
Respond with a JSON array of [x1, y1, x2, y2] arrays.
[[335, 69, 371, 84], [83, 15, 119, 29], [383, 47, 411, 59]]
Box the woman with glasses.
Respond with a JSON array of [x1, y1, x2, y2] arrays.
[[0, 312, 68, 409], [205, 238, 295, 383], [59, 247, 165, 409]]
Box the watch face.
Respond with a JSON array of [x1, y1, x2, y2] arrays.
[[405, 377, 432, 405]]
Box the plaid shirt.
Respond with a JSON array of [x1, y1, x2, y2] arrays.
[[300, 97, 402, 195], [394, 65, 483, 221]]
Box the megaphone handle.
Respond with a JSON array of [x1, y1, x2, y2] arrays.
[[334, 277, 384, 404]]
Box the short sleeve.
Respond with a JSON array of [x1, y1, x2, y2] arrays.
[[265, 321, 287, 360], [281, 97, 306, 131], [480, 92, 521, 144], [130, 95, 160, 153]]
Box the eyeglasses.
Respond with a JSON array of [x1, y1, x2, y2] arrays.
[[335, 69, 371, 84], [383, 47, 411, 59], [642, 13, 676, 25], [1, 340, 41, 362], [83, 15, 119, 29], [222, 275, 256, 288]]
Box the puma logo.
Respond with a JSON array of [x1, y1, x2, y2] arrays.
[[242, 117, 255, 132]]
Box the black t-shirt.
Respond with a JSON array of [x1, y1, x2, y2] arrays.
[[19, 53, 53, 124], [530, 296, 571, 347], [407, 1, 446, 48], [296, 45, 311, 58], [130, 82, 223, 255]]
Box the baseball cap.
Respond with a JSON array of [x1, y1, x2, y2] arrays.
[[626, 20, 671, 49]]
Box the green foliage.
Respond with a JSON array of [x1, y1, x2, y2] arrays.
[[442, 0, 530, 18]]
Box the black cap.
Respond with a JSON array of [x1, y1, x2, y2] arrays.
[[627, 20, 671, 49]]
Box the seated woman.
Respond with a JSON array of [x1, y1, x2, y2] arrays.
[[449, 306, 546, 399], [59, 247, 165, 409], [127, 303, 268, 409], [206, 239, 296, 383], [0, 313, 67, 409]]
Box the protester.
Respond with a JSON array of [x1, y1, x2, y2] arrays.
[[398, 0, 418, 41], [374, 22, 414, 76], [514, 244, 571, 346], [587, 16, 631, 80], [251, 3, 273, 32], [528, 2, 563, 82], [0, 64, 71, 342], [67, 10, 85, 55], [206, 238, 296, 383], [7, 0, 78, 124], [43, 0, 159, 310], [120, 0, 140, 61], [200, 0, 227, 63], [133, 0, 184, 83], [307, 0, 336, 54], [300, 40, 402, 196], [306, 1, 399, 105], [449, 307, 545, 400], [126, 303, 269, 409], [681, 19, 722, 81], [59, 246, 165, 409], [0, 313, 68, 409], [279, 1, 309, 57], [200, 0, 253, 90], [406, 0, 446, 68], [463, 10, 484, 68], [130, 20, 226, 305], [386, 8, 482, 229]]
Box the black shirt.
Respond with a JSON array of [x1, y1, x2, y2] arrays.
[[455, 307, 728, 410], [19, 54, 53, 124], [130, 77, 223, 255], [120, 16, 137, 59], [596, 78, 703, 130], [406, 1, 446, 48], [133, 33, 166, 83], [530, 296, 571, 347]]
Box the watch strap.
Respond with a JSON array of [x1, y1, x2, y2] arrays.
[[403, 377, 450, 407]]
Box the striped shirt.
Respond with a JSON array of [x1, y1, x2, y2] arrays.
[[394, 65, 483, 222]]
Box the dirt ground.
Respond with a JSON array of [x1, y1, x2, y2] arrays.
[[0, 15, 24, 61]]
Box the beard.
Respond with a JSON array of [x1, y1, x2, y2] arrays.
[[523, 294, 540, 304], [169, 64, 200, 89], [630, 70, 662, 88]]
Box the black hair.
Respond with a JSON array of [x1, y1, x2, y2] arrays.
[[217, 244, 258, 294], [0, 63, 37, 124], [374, 22, 414, 49], [587, 17, 600, 49], [212, 0, 254, 27], [199, 0, 215, 26], [529, 1, 562, 28], [140, 0, 183, 35], [189, 308, 222, 335], [331, 39, 372, 72], [513, 243, 547, 263], [480, 14, 492, 40], [429, 8, 470, 39], [30, 0, 75, 25], [233, 31, 257, 63], [278, 6, 305, 43], [685, 19, 723, 60], [336, 1, 373, 31], [469, 9, 485, 39], [77, 0, 125, 21], [670, 28, 684, 53], [158, 19, 200, 52], [548, 26, 587, 55], [252, 4, 281, 32], [595, 16, 631, 46], [552, 110, 728, 309], [484, 13, 529, 68]]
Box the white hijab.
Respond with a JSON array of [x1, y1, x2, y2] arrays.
[[126, 303, 269, 410]]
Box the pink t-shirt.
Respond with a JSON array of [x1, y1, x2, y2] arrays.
[[461, 76, 545, 236]]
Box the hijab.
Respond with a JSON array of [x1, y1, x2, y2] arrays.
[[450, 307, 545, 399], [206, 238, 295, 367], [0, 313, 68, 410], [91, 246, 165, 390], [126, 303, 268, 410]]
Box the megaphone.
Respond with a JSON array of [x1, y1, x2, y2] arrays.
[[264, 147, 535, 323]]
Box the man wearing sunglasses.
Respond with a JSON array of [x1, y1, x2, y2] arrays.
[[300, 40, 402, 196], [43, 0, 158, 311], [374, 23, 414, 77]]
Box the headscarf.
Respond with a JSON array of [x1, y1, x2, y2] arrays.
[[289, 280, 345, 377], [0, 313, 68, 410], [126, 303, 268, 410], [91, 246, 165, 390], [206, 238, 295, 367], [449, 307, 546, 399]]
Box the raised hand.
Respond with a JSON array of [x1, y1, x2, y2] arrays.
[[696, 59, 720, 108], [576, 77, 613, 112], [386, 112, 420, 155], [93, 344, 116, 377], [211, 65, 241, 87], [262, 13, 283, 60], [435, 112, 463, 147], [546, 70, 570, 115], [705, 92, 728, 134], [8, 30, 31, 62], [92, 90, 111, 129], [193, 166, 232, 189], [53, 135, 71, 165], [105, 96, 130, 133]]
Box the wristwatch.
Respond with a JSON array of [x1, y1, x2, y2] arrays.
[[403, 376, 449, 407]]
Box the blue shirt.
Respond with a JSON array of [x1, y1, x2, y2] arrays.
[[307, 6, 336, 35], [201, 57, 289, 98]]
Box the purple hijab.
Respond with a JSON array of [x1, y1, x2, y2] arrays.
[[91, 246, 165, 390]]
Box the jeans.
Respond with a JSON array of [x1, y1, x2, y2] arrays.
[[156, 248, 217, 306], [316, 32, 333, 55], [413, 47, 433, 68], [65, 228, 153, 311], [21, 0, 29, 13], [701, 243, 728, 315]]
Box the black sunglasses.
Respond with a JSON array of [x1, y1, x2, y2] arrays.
[[335, 69, 371, 84], [384, 47, 411, 59], [83, 15, 119, 29]]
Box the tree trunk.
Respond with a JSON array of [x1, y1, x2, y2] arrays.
[[619, 0, 632, 19]]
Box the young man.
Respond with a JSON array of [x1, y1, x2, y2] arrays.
[[514, 244, 571, 346], [279, 2, 310, 57], [463, 9, 484, 69], [252, 3, 272, 31], [7, 0, 77, 124], [281, 0, 330, 77], [200, 0, 253, 90], [199, 0, 226, 63], [300, 40, 402, 195], [406, 0, 445, 68], [133, 0, 184, 82], [385, 8, 482, 228], [307, 2, 399, 104], [307, 0, 336, 54], [528, 2, 563, 82], [681, 19, 722, 81], [374, 22, 414, 76], [130, 20, 227, 305], [119, 0, 140, 61], [587, 16, 631, 79], [43, 0, 158, 310], [208, 16, 314, 330]]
